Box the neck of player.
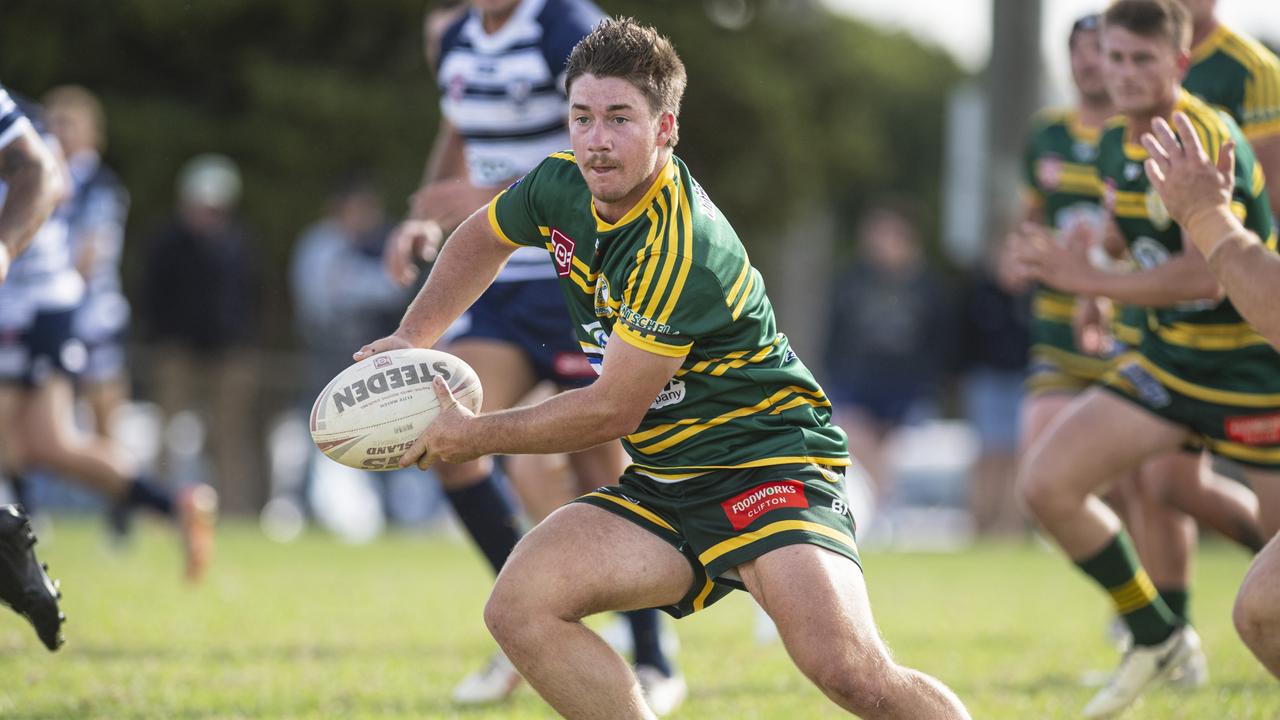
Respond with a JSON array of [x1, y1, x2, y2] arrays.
[[1191, 17, 1219, 49], [481, 8, 516, 33], [592, 148, 673, 224], [1127, 88, 1180, 140], [1077, 96, 1113, 129]]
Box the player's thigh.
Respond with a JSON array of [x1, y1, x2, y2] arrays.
[[1241, 468, 1280, 538], [20, 375, 78, 454], [1018, 392, 1076, 455], [0, 384, 28, 463], [490, 502, 693, 620], [1022, 388, 1189, 496], [737, 543, 888, 674], [443, 338, 538, 412], [1136, 449, 1202, 503]]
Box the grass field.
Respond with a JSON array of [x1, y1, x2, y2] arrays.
[[1, 520, 1276, 719]]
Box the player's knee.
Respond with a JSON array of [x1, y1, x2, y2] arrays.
[[1232, 584, 1275, 649], [1015, 461, 1058, 519], [808, 657, 898, 718]]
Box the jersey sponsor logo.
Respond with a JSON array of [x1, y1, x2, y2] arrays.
[[783, 348, 798, 364], [722, 480, 808, 531], [1054, 203, 1106, 239], [620, 304, 675, 337], [551, 228, 575, 278], [1072, 140, 1097, 163], [1225, 413, 1280, 445], [1124, 162, 1143, 181], [1145, 188, 1172, 230], [1036, 155, 1064, 191], [1116, 361, 1172, 409], [692, 180, 718, 220], [650, 378, 686, 410], [1131, 237, 1170, 269]]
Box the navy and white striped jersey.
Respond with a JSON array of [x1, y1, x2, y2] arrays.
[[0, 83, 84, 311], [438, 0, 603, 283], [64, 151, 131, 338]]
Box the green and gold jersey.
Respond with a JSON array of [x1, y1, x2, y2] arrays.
[[1096, 89, 1280, 392], [1021, 107, 1114, 384], [489, 151, 849, 479], [1185, 24, 1280, 141]]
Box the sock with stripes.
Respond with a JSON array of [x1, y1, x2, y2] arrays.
[[1076, 532, 1178, 646]]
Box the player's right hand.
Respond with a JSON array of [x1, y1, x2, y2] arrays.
[[383, 219, 444, 288], [353, 333, 415, 362]]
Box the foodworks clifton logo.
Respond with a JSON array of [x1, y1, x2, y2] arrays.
[[721, 480, 808, 530], [551, 229, 575, 278]]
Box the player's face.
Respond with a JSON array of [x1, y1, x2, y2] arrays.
[[1174, 0, 1215, 26], [1069, 30, 1107, 101], [1102, 27, 1185, 116], [569, 74, 675, 213], [46, 106, 96, 156]]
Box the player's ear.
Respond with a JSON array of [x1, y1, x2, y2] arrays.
[[656, 111, 676, 148]]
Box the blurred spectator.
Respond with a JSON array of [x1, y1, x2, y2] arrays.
[[823, 205, 948, 499], [140, 154, 262, 515], [42, 85, 131, 442], [956, 253, 1030, 535], [290, 174, 406, 392]]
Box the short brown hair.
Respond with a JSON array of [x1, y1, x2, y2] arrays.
[[1103, 0, 1192, 52], [565, 17, 687, 147]]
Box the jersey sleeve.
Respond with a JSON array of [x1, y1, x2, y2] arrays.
[[615, 257, 730, 358], [1242, 51, 1280, 139], [0, 85, 33, 151], [487, 157, 555, 248]]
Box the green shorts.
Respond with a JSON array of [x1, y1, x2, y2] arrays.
[[1102, 351, 1280, 469], [1026, 344, 1113, 397], [574, 463, 860, 619]]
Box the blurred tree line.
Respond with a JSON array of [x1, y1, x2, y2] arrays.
[[0, 0, 964, 347]]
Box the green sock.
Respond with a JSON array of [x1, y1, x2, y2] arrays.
[[1076, 532, 1178, 646], [1158, 587, 1190, 625]]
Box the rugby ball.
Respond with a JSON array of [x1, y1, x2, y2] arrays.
[[309, 348, 483, 471]]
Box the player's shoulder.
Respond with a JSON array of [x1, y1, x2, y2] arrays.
[[1178, 90, 1236, 144], [1217, 26, 1280, 76], [437, 9, 472, 61]]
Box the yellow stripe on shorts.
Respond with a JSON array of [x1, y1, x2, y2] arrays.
[[582, 492, 676, 533], [697, 519, 856, 568]]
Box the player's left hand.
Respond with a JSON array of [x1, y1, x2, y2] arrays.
[[1141, 112, 1236, 230], [400, 376, 481, 470], [1011, 222, 1096, 294]]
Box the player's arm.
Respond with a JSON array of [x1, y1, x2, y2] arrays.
[[403, 334, 685, 468], [0, 125, 64, 282], [357, 205, 515, 358]]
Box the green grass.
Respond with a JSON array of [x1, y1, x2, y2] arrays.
[[1, 520, 1276, 719]]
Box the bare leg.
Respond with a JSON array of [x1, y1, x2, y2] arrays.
[[21, 376, 135, 499], [738, 545, 969, 718], [1130, 452, 1199, 592], [1233, 469, 1280, 677], [1163, 461, 1264, 553], [84, 374, 129, 442], [484, 503, 691, 719]]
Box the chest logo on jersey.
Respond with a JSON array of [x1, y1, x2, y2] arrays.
[[551, 229, 576, 278], [594, 276, 616, 319], [1072, 141, 1096, 163], [650, 378, 686, 410], [1131, 237, 1171, 270], [721, 480, 809, 531], [1145, 188, 1172, 230], [1036, 155, 1064, 191], [1124, 162, 1143, 182]]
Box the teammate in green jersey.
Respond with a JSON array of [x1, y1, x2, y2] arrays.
[[1014, 2, 1280, 715], [1142, 110, 1280, 678], [1179, 0, 1280, 214], [357, 17, 969, 720]]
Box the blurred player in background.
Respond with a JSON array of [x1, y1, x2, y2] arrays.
[[360, 18, 971, 719], [42, 85, 131, 446], [1015, 1, 1279, 714], [0, 88, 216, 583], [383, 0, 683, 710], [0, 82, 66, 651]]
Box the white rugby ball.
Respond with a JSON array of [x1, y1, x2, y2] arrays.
[[309, 348, 483, 471]]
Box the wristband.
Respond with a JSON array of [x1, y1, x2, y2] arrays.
[[1182, 205, 1241, 257]]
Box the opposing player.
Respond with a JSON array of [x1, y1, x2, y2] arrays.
[[359, 18, 970, 719], [1015, 1, 1279, 714], [0, 83, 66, 651], [0, 89, 217, 583], [42, 85, 131, 445], [384, 0, 682, 708]]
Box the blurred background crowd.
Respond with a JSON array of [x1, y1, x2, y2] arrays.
[[2, 0, 1275, 547]]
